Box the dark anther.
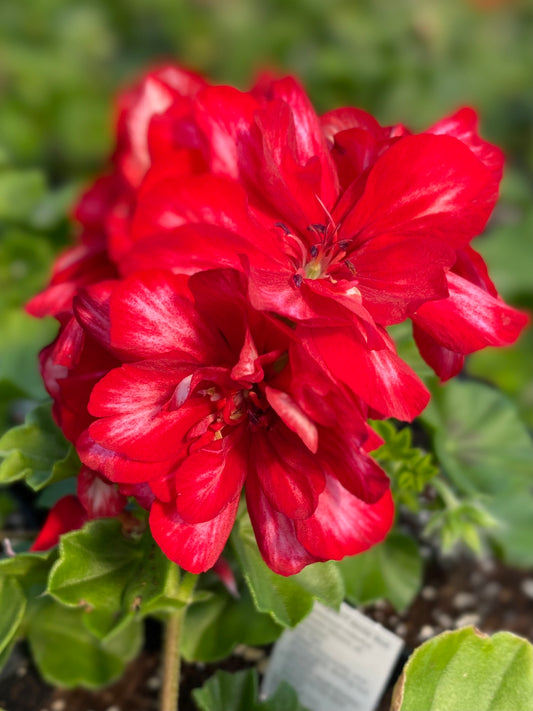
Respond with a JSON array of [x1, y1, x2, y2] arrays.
[[344, 259, 356, 274], [275, 222, 290, 234], [307, 223, 326, 234], [293, 273, 303, 288], [310, 245, 319, 258], [337, 240, 350, 251]]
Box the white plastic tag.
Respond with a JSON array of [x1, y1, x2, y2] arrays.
[[261, 602, 404, 711]]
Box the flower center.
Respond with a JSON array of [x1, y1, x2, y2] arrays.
[[275, 221, 352, 286], [201, 382, 270, 438]]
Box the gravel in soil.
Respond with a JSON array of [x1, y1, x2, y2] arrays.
[[1, 554, 532, 711]]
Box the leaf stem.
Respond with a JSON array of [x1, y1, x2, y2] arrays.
[[160, 607, 184, 711]]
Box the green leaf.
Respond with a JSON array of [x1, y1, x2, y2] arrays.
[[0, 169, 47, 222], [0, 489, 16, 527], [467, 329, 533, 429], [476, 210, 533, 302], [0, 229, 55, 311], [421, 380, 533, 565], [0, 577, 26, 657], [47, 519, 194, 637], [0, 403, 78, 490], [232, 515, 344, 628], [261, 682, 310, 711], [193, 669, 309, 711], [35, 476, 77, 508], [0, 639, 16, 675], [26, 597, 142, 689], [122, 542, 193, 618], [371, 420, 439, 511], [392, 627, 533, 711], [424, 484, 499, 556], [47, 518, 146, 635], [0, 310, 57, 400], [30, 181, 80, 230], [0, 549, 55, 588], [182, 584, 281, 663], [0, 378, 27, 433], [192, 668, 258, 711], [338, 530, 422, 612]]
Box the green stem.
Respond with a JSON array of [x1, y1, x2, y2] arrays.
[[432, 477, 459, 510], [160, 608, 184, 711]]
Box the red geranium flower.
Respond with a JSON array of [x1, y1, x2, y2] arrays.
[[73, 268, 394, 575], [127, 77, 524, 387], [26, 63, 528, 580], [130, 79, 495, 323]]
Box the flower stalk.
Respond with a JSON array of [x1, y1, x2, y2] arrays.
[[160, 607, 185, 711]]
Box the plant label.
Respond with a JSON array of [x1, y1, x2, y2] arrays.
[[261, 601, 404, 711]]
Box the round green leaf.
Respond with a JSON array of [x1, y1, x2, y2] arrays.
[[392, 627, 533, 711], [422, 380, 533, 565]]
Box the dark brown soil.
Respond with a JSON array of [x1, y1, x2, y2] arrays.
[[1, 552, 532, 711]]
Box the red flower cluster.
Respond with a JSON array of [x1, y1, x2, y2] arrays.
[[29, 65, 527, 575]]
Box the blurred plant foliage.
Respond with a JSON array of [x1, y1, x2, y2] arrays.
[[0, 0, 531, 173]]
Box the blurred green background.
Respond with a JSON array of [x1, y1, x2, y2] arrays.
[[0, 0, 532, 419]]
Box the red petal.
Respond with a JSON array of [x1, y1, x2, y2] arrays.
[[77, 466, 127, 518], [320, 107, 384, 144], [245, 472, 324, 576], [88, 361, 191, 418], [192, 85, 259, 178], [118, 482, 156, 509], [47, 316, 85, 369], [302, 326, 430, 421], [295, 477, 394, 559], [340, 134, 499, 250], [412, 272, 529, 354], [348, 233, 454, 324], [212, 557, 239, 598], [253, 427, 325, 520], [427, 107, 504, 181], [329, 127, 379, 189], [261, 76, 339, 206], [109, 270, 219, 361], [265, 386, 318, 452], [317, 428, 390, 504], [149, 495, 239, 573], [116, 65, 205, 185], [74, 281, 115, 349], [231, 328, 264, 383], [412, 325, 465, 381], [88, 395, 210, 463], [174, 429, 247, 524], [30, 496, 88, 551], [131, 173, 267, 243], [27, 244, 116, 318], [77, 429, 172, 484]]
